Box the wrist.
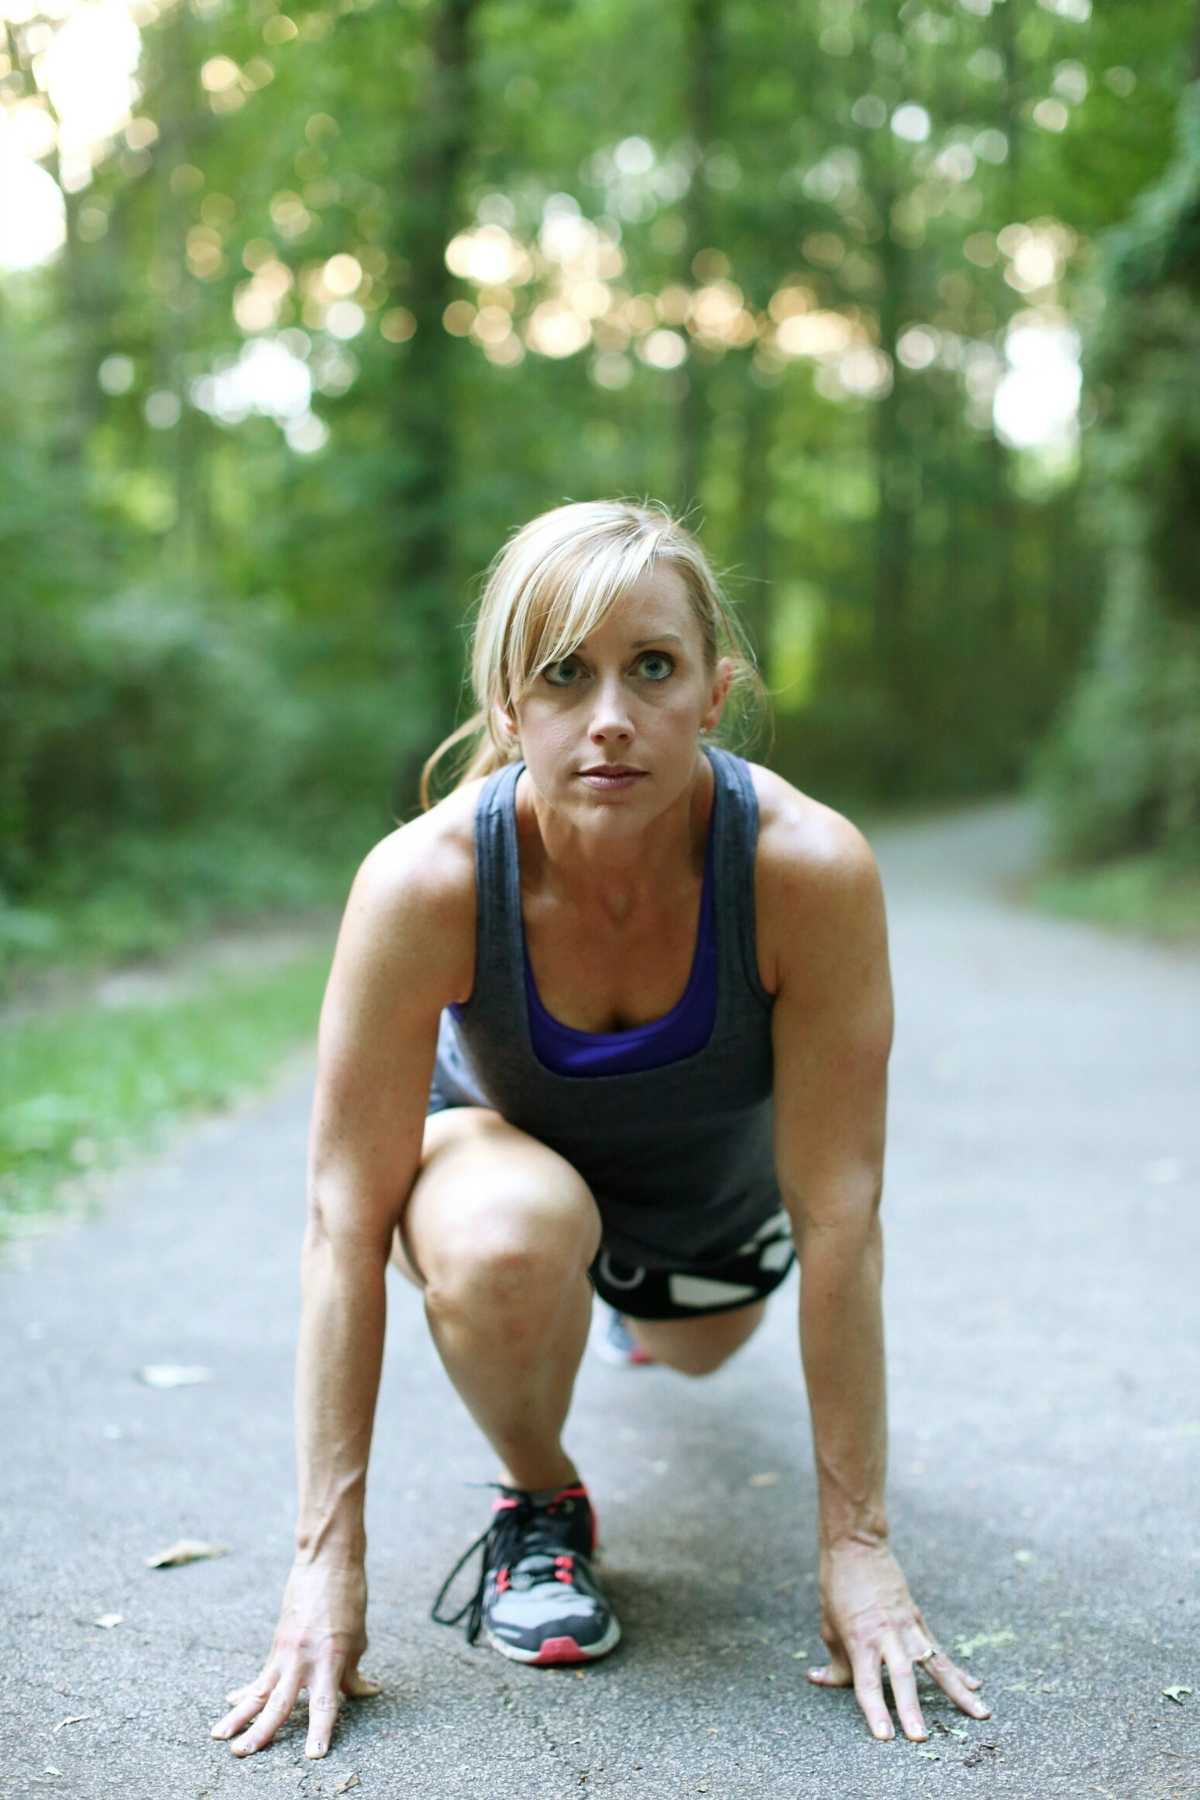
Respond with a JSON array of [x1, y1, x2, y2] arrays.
[[818, 1509, 889, 1554], [293, 1521, 367, 1566]]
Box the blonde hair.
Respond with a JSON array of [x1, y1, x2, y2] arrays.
[[420, 497, 770, 810]]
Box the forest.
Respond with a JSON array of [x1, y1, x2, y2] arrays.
[[2, 0, 1198, 983]]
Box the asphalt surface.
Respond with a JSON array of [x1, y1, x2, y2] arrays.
[[4, 797, 1198, 1800]]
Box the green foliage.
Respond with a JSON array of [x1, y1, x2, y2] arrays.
[[0, 949, 331, 1234], [1035, 82, 1200, 867], [1, 0, 1197, 963], [2, 586, 378, 876]]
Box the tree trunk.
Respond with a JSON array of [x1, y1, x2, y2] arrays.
[[387, 0, 476, 810], [677, 0, 719, 517]]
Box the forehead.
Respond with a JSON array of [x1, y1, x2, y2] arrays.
[[584, 567, 695, 641]]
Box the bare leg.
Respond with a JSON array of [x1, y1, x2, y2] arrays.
[[624, 1301, 768, 1376], [393, 1108, 603, 1492]]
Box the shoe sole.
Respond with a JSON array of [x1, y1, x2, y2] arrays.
[[485, 1615, 622, 1665]]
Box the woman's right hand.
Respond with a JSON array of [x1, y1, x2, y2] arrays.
[[210, 1559, 381, 1759]]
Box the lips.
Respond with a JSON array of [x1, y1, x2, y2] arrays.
[[580, 766, 645, 777]]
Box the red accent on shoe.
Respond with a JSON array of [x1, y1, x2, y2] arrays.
[[533, 1636, 586, 1665], [549, 1483, 598, 1552], [496, 1567, 511, 1593], [492, 1496, 519, 1512]]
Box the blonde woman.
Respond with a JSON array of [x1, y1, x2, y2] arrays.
[[211, 499, 990, 1759]]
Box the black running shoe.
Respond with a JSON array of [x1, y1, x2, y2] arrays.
[[431, 1481, 621, 1665]]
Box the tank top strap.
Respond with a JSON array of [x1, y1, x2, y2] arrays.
[[460, 758, 524, 1015], [705, 744, 774, 1012]]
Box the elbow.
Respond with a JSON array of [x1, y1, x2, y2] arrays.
[[789, 1180, 884, 1267], [302, 1186, 396, 1270]]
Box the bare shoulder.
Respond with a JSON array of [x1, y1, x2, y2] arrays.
[[745, 762, 887, 997], [335, 776, 485, 1009]]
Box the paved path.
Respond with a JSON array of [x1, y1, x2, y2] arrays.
[[4, 799, 1198, 1800]]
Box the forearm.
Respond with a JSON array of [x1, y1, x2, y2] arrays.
[[293, 1213, 389, 1565], [798, 1210, 889, 1550]]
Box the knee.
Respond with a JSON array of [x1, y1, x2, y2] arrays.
[[424, 1184, 600, 1323]]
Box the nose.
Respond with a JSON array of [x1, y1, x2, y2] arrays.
[[587, 673, 634, 747]]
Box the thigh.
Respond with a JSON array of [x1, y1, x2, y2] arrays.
[[392, 1106, 603, 1288]]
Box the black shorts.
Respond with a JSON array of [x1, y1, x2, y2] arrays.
[[588, 1209, 796, 1322]]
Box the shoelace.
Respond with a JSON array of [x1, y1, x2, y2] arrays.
[[431, 1484, 582, 1646]]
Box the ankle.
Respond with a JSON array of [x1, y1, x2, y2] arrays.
[[497, 1457, 580, 1494]]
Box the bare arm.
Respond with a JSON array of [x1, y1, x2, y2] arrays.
[[211, 816, 471, 1759], [770, 822, 892, 1551], [769, 813, 989, 1742], [294, 834, 451, 1564]]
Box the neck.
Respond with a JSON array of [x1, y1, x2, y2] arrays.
[[517, 750, 713, 922]]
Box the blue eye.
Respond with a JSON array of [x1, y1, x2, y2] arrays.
[[542, 657, 583, 687], [638, 652, 674, 680]]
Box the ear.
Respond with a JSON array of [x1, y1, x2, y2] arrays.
[[493, 701, 519, 741], [701, 656, 736, 733]]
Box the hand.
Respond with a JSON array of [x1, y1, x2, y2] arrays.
[[806, 1537, 990, 1742], [210, 1559, 381, 1759]]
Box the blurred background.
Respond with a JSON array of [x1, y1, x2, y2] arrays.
[[2, 0, 1198, 988]]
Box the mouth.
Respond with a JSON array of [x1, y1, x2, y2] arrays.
[[578, 765, 647, 789]]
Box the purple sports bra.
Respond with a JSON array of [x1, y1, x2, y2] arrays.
[[519, 807, 718, 1076]]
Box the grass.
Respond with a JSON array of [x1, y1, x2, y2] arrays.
[[1019, 850, 1200, 946], [0, 948, 332, 1242], [0, 813, 379, 1002]]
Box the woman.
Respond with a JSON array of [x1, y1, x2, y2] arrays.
[[210, 499, 990, 1760]]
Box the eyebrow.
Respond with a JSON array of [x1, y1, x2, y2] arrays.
[[631, 633, 684, 647]]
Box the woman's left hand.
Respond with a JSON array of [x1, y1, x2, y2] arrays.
[[805, 1537, 991, 1742]]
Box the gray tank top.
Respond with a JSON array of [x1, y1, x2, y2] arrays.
[[427, 743, 780, 1270]]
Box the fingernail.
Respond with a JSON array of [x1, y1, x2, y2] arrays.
[[874, 1725, 891, 1740]]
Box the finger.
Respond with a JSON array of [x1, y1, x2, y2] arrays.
[[806, 1641, 853, 1686], [342, 1666, 383, 1698], [848, 1650, 895, 1742], [230, 1673, 303, 1758], [908, 1610, 989, 1708], [926, 1652, 992, 1720], [305, 1685, 342, 1761], [883, 1646, 929, 1742], [210, 1668, 278, 1742]]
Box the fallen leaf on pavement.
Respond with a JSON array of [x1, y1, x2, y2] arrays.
[[1162, 1685, 1192, 1703], [748, 1472, 780, 1487], [334, 1776, 361, 1794], [139, 1364, 213, 1388], [144, 1539, 229, 1568], [52, 1715, 94, 1733], [93, 1613, 123, 1629]]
